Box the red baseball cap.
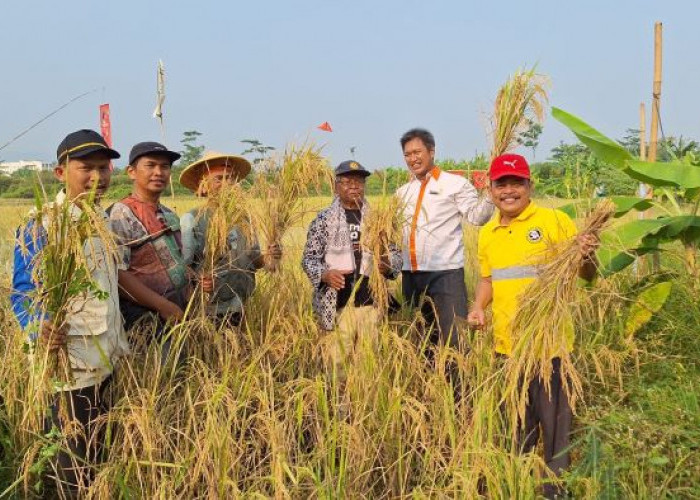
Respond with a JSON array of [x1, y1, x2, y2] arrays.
[[489, 153, 530, 180]]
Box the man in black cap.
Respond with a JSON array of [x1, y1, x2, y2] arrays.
[[54, 128, 121, 201], [108, 142, 187, 361], [302, 161, 402, 387], [11, 129, 128, 492]]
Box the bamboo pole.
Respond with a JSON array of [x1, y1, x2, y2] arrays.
[[647, 22, 662, 164], [159, 121, 177, 208], [648, 22, 663, 272]]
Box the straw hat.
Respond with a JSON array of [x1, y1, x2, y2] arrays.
[[179, 151, 252, 192]]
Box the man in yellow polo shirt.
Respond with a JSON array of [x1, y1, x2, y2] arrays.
[[467, 153, 597, 499]]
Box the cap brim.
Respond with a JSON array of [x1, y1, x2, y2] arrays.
[[65, 145, 120, 160], [489, 171, 530, 181], [336, 170, 371, 178], [179, 155, 252, 192], [130, 150, 181, 165]]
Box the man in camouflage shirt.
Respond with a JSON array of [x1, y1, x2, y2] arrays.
[[109, 142, 187, 358]]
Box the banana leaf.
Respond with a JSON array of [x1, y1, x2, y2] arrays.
[[598, 216, 700, 274], [625, 160, 700, 190], [624, 281, 672, 337], [559, 196, 653, 219], [551, 107, 633, 169]]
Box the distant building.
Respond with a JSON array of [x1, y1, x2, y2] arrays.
[[0, 160, 54, 175]]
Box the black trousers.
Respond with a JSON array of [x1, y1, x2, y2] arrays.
[[215, 311, 242, 329], [401, 268, 468, 348], [519, 357, 573, 499], [47, 377, 112, 493], [120, 297, 177, 335], [121, 295, 186, 366]]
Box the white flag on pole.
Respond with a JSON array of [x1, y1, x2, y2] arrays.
[[153, 59, 165, 120]]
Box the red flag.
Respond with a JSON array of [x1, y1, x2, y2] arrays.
[[317, 121, 332, 132], [99, 104, 113, 147]]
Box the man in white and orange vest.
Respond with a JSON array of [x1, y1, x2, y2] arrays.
[[396, 128, 494, 351]]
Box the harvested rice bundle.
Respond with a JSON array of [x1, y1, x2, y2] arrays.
[[251, 143, 332, 271], [490, 67, 549, 159], [198, 178, 253, 277], [502, 199, 615, 423], [359, 188, 406, 313], [21, 189, 117, 388]]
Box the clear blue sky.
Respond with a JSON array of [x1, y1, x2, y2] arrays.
[[1, 1, 698, 169]]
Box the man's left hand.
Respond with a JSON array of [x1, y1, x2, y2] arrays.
[[267, 243, 283, 261], [378, 254, 391, 275], [577, 233, 600, 259], [200, 274, 215, 293]]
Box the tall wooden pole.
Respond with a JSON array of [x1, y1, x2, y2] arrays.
[[648, 22, 663, 272], [648, 22, 663, 163]]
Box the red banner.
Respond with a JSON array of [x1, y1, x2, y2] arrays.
[[99, 103, 112, 147]]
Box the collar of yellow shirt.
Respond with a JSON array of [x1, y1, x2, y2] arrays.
[[492, 200, 537, 230]]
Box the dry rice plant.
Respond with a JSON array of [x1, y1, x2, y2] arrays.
[[0, 265, 596, 498], [250, 143, 332, 271], [360, 174, 406, 312], [7, 187, 121, 496], [489, 67, 549, 159], [0, 194, 660, 498], [573, 274, 639, 392], [20, 189, 118, 391], [191, 178, 256, 318], [197, 178, 254, 277], [502, 199, 616, 428]]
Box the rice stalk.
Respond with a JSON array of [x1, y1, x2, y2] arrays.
[[503, 199, 616, 428], [198, 178, 253, 275], [566, 273, 637, 393], [250, 142, 332, 271], [1, 193, 682, 497], [490, 67, 549, 159], [11, 185, 120, 495], [193, 178, 255, 315], [21, 187, 118, 391], [359, 173, 406, 313]]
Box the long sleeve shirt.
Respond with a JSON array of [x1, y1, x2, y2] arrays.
[[396, 167, 494, 272], [301, 197, 402, 330], [11, 221, 46, 336]]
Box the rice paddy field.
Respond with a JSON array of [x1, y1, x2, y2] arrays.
[[0, 194, 698, 498]]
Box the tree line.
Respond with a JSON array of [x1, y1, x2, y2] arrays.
[[2, 129, 698, 199]]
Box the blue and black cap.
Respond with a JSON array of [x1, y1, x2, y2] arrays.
[[334, 160, 371, 178], [56, 129, 120, 163], [128, 141, 181, 165]]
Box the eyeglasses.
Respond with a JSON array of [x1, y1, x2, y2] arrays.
[[336, 177, 366, 187]]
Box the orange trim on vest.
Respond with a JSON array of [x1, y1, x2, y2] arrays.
[[409, 167, 440, 271]]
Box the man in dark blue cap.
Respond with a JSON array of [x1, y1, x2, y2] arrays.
[[108, 141, 187, 361], [302, 161, 402, 388], [11, 129, 128, 493]]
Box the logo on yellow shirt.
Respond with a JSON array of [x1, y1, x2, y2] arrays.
[[527, 227, 543, 243]]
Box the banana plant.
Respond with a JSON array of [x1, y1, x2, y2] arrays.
[[552, 107, 700, 281]]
